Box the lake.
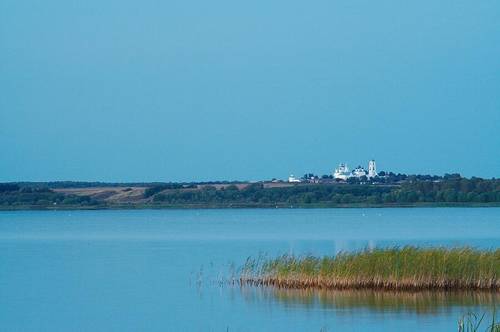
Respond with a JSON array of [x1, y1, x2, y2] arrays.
[[0, 208, 499, 331]]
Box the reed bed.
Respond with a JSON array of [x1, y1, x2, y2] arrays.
[[240, 247, 500, 291]]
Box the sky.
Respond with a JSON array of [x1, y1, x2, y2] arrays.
[[1, 0, 499, 182]]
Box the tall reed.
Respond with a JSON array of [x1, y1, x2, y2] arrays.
[[241, 247, 500, 291], [458, 311, 500, 332]]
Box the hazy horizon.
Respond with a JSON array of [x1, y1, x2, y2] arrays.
[[1, 0, 499, 182]]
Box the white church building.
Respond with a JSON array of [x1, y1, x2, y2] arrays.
[[333, 163, 351, 181]]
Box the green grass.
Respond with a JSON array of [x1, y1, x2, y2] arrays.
[[241, 247, 500, 291], [458, 311, 500, 332]]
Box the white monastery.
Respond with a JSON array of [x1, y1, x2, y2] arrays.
[[288, 160, 378, 183], [333, 160, 377, 180]]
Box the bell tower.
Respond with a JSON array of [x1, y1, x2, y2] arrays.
[[368, 160, 377, 178]]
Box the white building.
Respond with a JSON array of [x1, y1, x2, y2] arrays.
[[288, 174, 301, 183], [352, 166, 367, 178], [368, 160, 377, 178], [333, 164, 350, 180]]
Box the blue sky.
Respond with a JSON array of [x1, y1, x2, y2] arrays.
[[1, 0, 499, 182]]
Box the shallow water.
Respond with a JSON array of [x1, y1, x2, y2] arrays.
[[0, 208, 499, 331]]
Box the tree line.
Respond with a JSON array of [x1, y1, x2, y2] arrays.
[[149, 177, 500, 206], [0, 184, 99, 207]]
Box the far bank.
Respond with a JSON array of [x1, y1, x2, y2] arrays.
[[1, 177, 499, 211]]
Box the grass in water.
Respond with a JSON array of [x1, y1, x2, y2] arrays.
[[240, 247, 500, 291], [458, 311, 500, 332]]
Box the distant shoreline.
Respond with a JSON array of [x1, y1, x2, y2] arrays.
[[1, 177, 499, 211], [1, 202, 499, 211]]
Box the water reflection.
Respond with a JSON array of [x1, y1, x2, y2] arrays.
[[240, 286, 499, 315]]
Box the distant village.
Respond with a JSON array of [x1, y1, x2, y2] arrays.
[[287, 160, 379, 183]]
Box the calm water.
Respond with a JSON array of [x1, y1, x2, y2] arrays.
[[0, 208, 499, 331]]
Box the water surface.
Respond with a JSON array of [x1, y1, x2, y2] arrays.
[[0, 208, 499, 331]]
